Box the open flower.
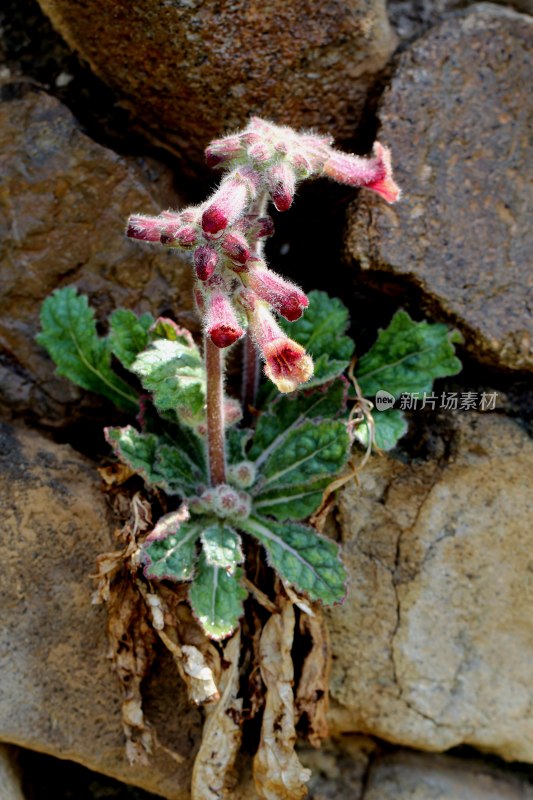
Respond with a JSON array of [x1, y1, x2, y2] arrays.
[[322, 141, 401, 203]]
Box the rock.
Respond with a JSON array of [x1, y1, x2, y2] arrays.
[[346, 6, 533, 372], [0, 746, 26, 800], [0, 422, 202, 799], [364, 752, 533, 799], [327, 412, 533, 763], [35, 0, 397, 168], [0, 89, 194, 425]]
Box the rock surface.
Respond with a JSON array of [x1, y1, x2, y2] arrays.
[[346, 5, 533, 372], [0, 423, 202, 799], [0, 746, 26, 800], [0, 89, 193, 425], [364, 752, 533, 799], [327, 412, 533, 762], [36, 0, 397, 167]]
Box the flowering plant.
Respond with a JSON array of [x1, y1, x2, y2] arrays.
[[38, 119, 461, 798]]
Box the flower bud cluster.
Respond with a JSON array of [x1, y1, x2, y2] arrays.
[[126, 118, 400, 394], [189, 484, 251, 521]]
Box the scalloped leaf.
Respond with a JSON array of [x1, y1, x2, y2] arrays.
[[109, 308, 154, 368], [355, 408, 409, 452], [156, 443, 206, 493], [252, 476, 331, 521], [201, 525, 243, 572], [356, 310, 462, 398], [131, 338, 205, 417], [37, 286, 138, 412], [189, 554, 247, 640], [142, 515, 200, 581], [250, 381, 346, 465], [105, 425, 163, 487], [241, 517, 346, 605], [255, 420, 350, 493]]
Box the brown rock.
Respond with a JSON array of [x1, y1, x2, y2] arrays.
[[328, 412, 533, 762], [0, 89, 194, 425], [346, 6, 533, 371], [0, 423, 202, 799], [364, 752, 533, 799], [36, 0, 397, 168]]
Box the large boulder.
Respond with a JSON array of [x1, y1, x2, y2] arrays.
[[0, 423, 202, 799], [0, 89, 193, 425], [35, 0, 397, 167], [346, 5, 533, 372], [327, 412, 533, 763]]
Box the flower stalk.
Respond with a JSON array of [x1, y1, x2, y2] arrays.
[[205, 336, 226, 485]]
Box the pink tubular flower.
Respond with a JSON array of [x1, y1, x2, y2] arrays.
[[322, 142, 401, 203], [202, 168, 260, 235], [248, 303, 314, 393], [220, 231, 250, 268], [247, 263, 308, 321], [267, 162, 296, 212], [126, 214, 165, 242], [205, 134, 245, 168], [205, 288, 244, 348], [194, 245, 218, 281]]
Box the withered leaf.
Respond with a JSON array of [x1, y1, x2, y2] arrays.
[[295, 606, 331, 748], [253, 600, 311, 800], [191, 631, 243, 800]]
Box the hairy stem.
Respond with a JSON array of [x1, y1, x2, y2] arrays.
[[205, 336, 226, 486]]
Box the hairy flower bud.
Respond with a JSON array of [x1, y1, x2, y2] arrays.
[[202, 168, 260, 235], [247, 263, 308, 321], [322, 142, 401, 203], [220, 231, 250, 267], [228, 461, 256, 489], [126, 214, 164, 242], [248, 303, 314, 393], [205, 134, 245, 168], [267, 163, 296, 212], [194, 245, 218, 281], [205, 288, 244, 348]]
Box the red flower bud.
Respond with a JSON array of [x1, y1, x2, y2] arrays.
[[205, 135, 245, 168], [126, 214, 164, 242], [205, 289, 244, 348], [322, 142, 401, 203], [267, 163, 296, 212], [194, 245, 218, 281], [202, 168, 260, 235], [247, 264, 308, 321], [220, 231, 250, 267]]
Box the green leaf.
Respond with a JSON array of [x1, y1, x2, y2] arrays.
[[279, 290, 354, 387], [253, 476, 331, 520], [37, 287, 138, 412], [201, 525, 243, 572], [250, 381, 346, 464], [142, 515, 200, 581], [109, 308, 154, 368], [189, 554, 247, 640], [131, 338, 205, 417], [227, 427, 254, 465], [255, 420, 350, 492], [105, 425, 163, 487], [354, 409, 408, 452], [155, 443, 206, 493], [241, 516, 346, 605], [356, 310, 462, 398]]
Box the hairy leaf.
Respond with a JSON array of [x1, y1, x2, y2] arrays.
[[109, 308, 154, 368], [256, 420, 350, 492], [142, 516, 200, 581], [356, 310, 462, 398], [189, 554, 247, 640], [37, 286, 137, 412], [105, 426, 162, 487], [201, 525, 243, 572], [131, 338, 205, 417], [226, 426, 253, 465], [250, 381, 346, 464], [355, 408, 408, 452], [241, 517, 346, 605], [156, 443, 206, 493], [253, 477, 331, 521]]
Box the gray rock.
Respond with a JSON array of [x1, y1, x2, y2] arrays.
[[0, 746, 26, 800], [346, 6, 533, 371], [0, 423, 201, 799]]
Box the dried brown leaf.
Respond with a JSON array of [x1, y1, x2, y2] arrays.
[[98, 462, 136, 487], [295, 606, 331, 748], [191, 631, 243, 800], [253, 601, 311, 800], [107, 578, 156, 764]]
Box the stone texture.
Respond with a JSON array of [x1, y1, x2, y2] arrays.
[[36, 0, 397, 168], [327, 412, 533, 762], [346, 5, 533, 371], [0, 422, 202, 799], [0, 746, 26, 800], [0, 89, 194, 425], [364, 752, 533, 799]]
